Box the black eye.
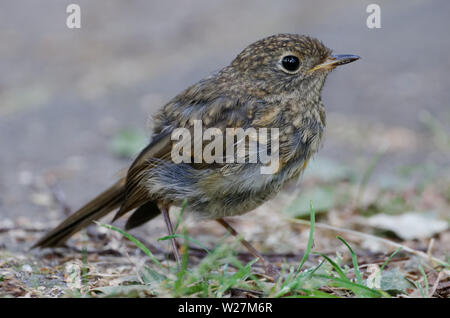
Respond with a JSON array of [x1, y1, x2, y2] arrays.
[[281, 55, 301, 72]]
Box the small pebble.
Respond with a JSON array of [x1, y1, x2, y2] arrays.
[[22, 264, 33, 272]]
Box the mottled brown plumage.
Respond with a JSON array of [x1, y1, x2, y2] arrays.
[[34, 34, 358, 276]]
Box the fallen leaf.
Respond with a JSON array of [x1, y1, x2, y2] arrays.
[[366, 212, 448, 240], [366, 264, 381, 289], [381, 268, 413, 293]]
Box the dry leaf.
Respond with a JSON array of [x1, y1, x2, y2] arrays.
[[367, 213, 448, 240]]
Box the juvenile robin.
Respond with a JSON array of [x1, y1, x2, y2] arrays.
[[34, 34, 359, 277]]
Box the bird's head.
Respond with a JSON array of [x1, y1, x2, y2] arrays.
[[228, 34, 359, 97]]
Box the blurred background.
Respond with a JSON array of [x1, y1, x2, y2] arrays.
[[0, 0, 449, 256]]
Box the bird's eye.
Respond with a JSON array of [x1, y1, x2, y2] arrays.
[[281, 55, 301, 73]]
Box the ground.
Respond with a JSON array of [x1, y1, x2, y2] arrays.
[[0, 0, 449, 297]]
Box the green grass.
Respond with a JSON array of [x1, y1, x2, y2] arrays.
[[86, 202, 410, 298], [96, 221, 163, 269], [337, 236, 363, 284], [296, 201, 315, 273], [416, 263, 430, 298]]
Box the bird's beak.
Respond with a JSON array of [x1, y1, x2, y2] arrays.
[[308, 54, 360, 73]]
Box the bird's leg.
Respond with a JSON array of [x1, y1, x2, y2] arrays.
[[216, 218, 280, 280], [158, 203, 181, 267]]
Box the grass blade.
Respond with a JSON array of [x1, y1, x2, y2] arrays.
[[95, 221, 163, 269], [337, 236, 362, 284], [418, 264, 429, 298], [315, 252, 348, 281], [380, 247, 402, 272], [296, 201, 315, 273], [174, 231, 190, 294], [216, 259, 258, 297], [313, 274, 383, 298]]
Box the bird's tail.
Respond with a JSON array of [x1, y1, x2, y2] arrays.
[[33, 178, 126, 248]]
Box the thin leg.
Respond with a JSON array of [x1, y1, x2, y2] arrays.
[[216, 218, 279, 280], [159, 203, 181, 267]]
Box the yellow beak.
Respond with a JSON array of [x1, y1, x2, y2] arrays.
[[308, 54, 360, 73]]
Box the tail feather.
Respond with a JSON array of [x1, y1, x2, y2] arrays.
[[125, 200, 160, 230], [33, 178, 126, 248], [34, 131, 173, 249]]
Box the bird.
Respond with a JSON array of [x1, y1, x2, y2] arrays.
[[34, 34, 359, 278]]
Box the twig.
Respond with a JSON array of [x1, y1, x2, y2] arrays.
[[429, 271, 444, 298], [286, 217, 449, 267], [357, 256, 410, 268], [427, 238, 436, 266]]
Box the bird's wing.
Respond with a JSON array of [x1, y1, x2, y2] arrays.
[[114, 96, 267, 219], [112, 131, 173, 219]]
